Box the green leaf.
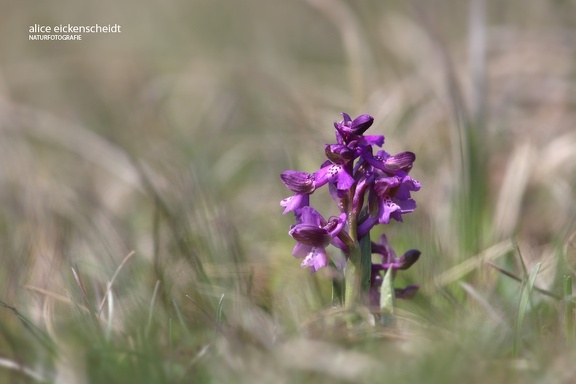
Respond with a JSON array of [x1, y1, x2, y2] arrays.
[[380, 268, 396, 326]]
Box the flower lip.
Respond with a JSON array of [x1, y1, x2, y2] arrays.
[[313, 163, 354, 191], [300, 247, 328, 272], [280, 193, 309, 214]]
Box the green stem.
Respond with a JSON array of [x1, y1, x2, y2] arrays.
[[344, 225, 371, 308], [345, 242, 361, 308], [331, 264, 345, 307]]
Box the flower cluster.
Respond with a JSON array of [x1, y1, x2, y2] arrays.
[[280, 113, 421, 301]]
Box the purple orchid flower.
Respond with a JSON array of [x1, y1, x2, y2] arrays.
[[371, 234, 421, 270], [280, 111, 421, 298], [369, 234, 421, 307], [289, 206, 347, 272]]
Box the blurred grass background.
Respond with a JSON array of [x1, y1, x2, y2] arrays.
[[1, 0, 576, 382]]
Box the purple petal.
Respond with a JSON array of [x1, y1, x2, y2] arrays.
[[357, 216, 378, 238], [314, 164, 354, 190], [397, 198, 416, 214], [395, 175, 421, 200], [280, 194, 309, 214], [330, 236, 349, 253], [373, 176, 400, 197], [378, 197, 401, 224], [395, 285, 419, 299], [295, 206, 324, 226], [352, 174, 374, 215], [293, 242, 313, 259], [341, 112, 352, 124], [324, 213, 348, 237], [397, 249, 421, 270], [360, 149, 389, 172], [289, 225, 332, 247], [358, 135, 384, 147], [300, 247, 329, 272], [280, 170, 315, 194], [384, 152, 415, 172], [371, 234, 396, 260], [325, 144, 355, 164], [350, 114, 374, 134]]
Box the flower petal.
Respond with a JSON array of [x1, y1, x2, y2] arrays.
[[280, 170, 315, 194], [300, 247, 328, 272], [384, 152, 415, 172], [350, 114, 374, 135], [314, 164, 354, 190], [280, 194, 309, 214], [378, 197, 401, 224], [289, 225, 332, 247]]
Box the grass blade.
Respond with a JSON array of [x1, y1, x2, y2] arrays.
[[146, 280, 161, 337], [564, 275, 574, 344], [513, 262, 541, 357], [215, 294, 225, 341]]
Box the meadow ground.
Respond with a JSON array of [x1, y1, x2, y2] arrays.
[[1, 1, 576, 383]]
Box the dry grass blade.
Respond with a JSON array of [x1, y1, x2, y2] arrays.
[[25, 286, 89, 313], [564, 231, 576, 274], [71, 265, 101, 331], [0, 357, 46, 382], [459, 281, 504, 324], [430, 240, 514, 291], [514, 262, 542, 357], [0, 299, 55, 355], [485, 261, 560, 300], [493, 142, 533, 239], [98, 250, 136, 315]]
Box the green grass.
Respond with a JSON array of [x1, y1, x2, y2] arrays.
[[1, 0, 576, 382]]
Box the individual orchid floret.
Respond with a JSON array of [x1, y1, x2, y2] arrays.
[[371, 234, 421, 270], [369, 234, 421, 307], [372, 172, 420, 223], [334, 113, 374, 139], [361, 149, 416, 174], [289, 207, 347, 272], [334, 113, 385, 150], [372, 249, 421, 272]]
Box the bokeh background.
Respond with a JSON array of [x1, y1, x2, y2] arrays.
[[1, 0, 576, 382]]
